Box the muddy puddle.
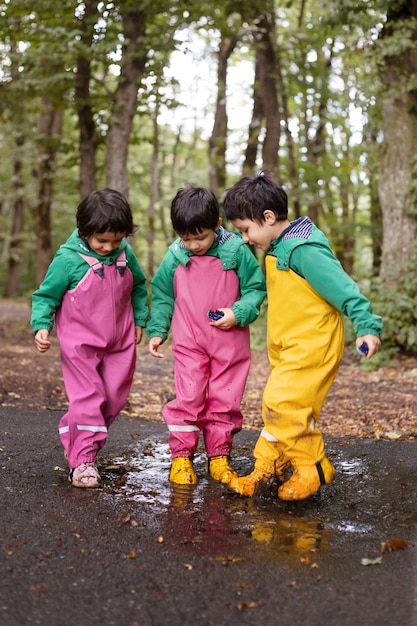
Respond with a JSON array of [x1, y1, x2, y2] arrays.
[[101, 435, 417, 563]]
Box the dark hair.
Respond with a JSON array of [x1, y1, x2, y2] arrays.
[[171, 187, 220, 236], [223, 172, 288, 224], [76, 188, 137, 238]]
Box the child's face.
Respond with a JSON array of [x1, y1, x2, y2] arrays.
[[87, 231, 126, 256], [231, 218, 275, 252], [180, 228, 218, 255]]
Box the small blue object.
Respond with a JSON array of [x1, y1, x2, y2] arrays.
[[208, 309, 224, 321], [357, 342, 369, 356]]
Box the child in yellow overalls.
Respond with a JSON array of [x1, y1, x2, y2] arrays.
[[223, 173, 382, 501]]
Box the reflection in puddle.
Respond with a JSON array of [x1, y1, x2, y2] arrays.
[[338, 457, 368, 477], [251, 517, 324, 551], [101, 438, 393, 560], [335, 521, 373, 534]]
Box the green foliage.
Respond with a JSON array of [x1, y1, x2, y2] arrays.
[[370, 247, 417, 353]]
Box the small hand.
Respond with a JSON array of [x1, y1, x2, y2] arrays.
[[209, 308, 236, 330], [34, 329, 51, 353], [149, 336, 164, 358], [356, 335, 381, 359]]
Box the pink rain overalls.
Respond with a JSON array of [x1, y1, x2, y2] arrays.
[[163, 255, 251, 460], [56, 252, 136, 469]]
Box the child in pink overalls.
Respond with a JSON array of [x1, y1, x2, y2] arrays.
[[147, 187, 266, 486], [31, 189, 148, 488]]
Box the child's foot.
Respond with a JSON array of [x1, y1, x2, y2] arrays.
[[278, 457, 336, 501], [169, 457, 198, 485], [206, 456, 237, 484], [69, 462, 102, 488], [229, 466, 273, 496], [229, 458, 291, 496]]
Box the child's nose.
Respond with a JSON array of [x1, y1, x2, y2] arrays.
[[103, 242, 117, 253]]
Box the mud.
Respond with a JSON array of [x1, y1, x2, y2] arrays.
[[1, 409, 416, 626]]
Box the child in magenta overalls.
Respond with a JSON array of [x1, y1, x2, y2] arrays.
[[147, 187, 266, 486], [31, 189, 148, 488]]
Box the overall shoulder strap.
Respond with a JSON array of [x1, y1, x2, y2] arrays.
[[77, 252, 104, 278], [116, 249, 127, 275]]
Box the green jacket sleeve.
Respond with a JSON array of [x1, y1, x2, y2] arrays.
[[146, 251, 177, 341], [31, 254, 71, 333], [125, 245, 149, 327], [231, 244, 266, 327], [291, 244, 383, 337]]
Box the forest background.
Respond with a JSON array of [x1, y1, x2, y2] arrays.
[[1, 0, 417, 360]]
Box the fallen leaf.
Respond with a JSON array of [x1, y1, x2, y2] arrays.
[[214, 556, 243, 563], [120, 511, 133, 524], [385, 431, 402, 440], [361, 557, 382, 566], [381, 538, 408, 553], [123, 550, 136, 559], [237, 601, 258, 610]]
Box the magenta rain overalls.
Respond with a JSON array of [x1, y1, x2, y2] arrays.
[[55, 251, 136, 469], [163, 255, 251, 460]]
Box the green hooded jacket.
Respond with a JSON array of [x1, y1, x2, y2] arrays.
[[146, 227, 266, 342], [31, 229, 148, 333]]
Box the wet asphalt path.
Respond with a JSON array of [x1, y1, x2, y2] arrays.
[[1, 408, 416, 626]]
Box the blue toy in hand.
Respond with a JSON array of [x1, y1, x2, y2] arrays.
[[357, 342, 369, 356], [208, 309, 224, 321]]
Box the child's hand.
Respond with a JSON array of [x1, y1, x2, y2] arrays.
[[149, 336, 164, 358], [209, 308, 236, 330], [135, 326, 143, 345], [34, 329, 51, 353], [356, 335, 381, 359]]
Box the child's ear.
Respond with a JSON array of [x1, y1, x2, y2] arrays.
[[216, 217, 223, 228], [263, 210, 276, 225]]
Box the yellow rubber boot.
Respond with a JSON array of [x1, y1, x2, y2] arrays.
[[169, 457, 198, 485], [228, 458, 290, 497], [228, 465, 272, 496], [278, 457, 336, 501], [207, 456, 237, 484]]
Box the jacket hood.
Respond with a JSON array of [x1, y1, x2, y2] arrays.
[[60, 229, 127, 261]]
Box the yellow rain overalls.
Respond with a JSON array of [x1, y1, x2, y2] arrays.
[[230, 216, 382, 500], [253, 254, 344, 473]]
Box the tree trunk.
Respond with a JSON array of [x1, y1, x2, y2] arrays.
[[76, 0, 99, 199], [4, 134, 25, 297], [274, 41, 300, 218], [209, 32, 237, 194], [339, 178, 355, 275], [148, 112, 159, 279], [35, 96, 63, 286], [105, 9, 148, 196], [369, 178, 383, 277], [4, 37, 25, 297], [379, 96, 417, 282], [378, 1, 417, 284], [363, 121, 383, 277], [243, 57, 264, 175], [250, 9, 281, 178]]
